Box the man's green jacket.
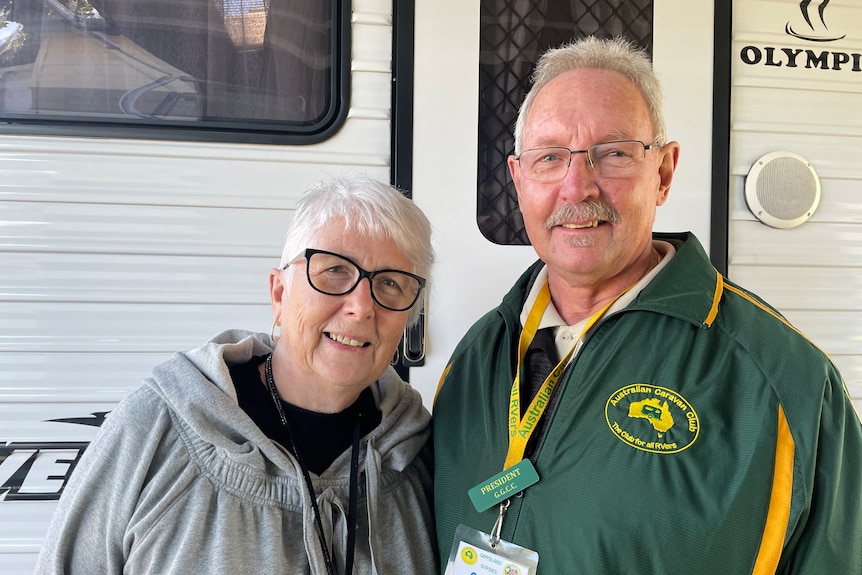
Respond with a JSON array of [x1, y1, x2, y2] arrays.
[[434, 232, 862, 574]]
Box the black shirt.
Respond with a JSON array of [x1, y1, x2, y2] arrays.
[[230, 355, 382, 475]]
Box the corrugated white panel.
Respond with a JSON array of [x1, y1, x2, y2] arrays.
[[0, 424, 103, 565], [0, 253, 271, 304], [730, 0, 862, 417], [0, 0, 394, 571], [0, 352, 167, 402], [0, 502, 60, 564], [0, 138, 390, 208], [833, 355, 861, 420], [353, 12, 395, 66], [729, 221, 862, 265], [773, 311, 862, 356], [351, 67, 393, 120], [734, 0, 862, 42], [732, 86, 862, 136], [730, 131, 862, 183], [0, 202, 288, 256], [0, 402, 117, 440], [0, 302, 272, 353], [835, 355, 862, 397], [728, 265, 862, 311]]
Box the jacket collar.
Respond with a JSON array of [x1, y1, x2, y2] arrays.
[[500, 232, 722, 331]]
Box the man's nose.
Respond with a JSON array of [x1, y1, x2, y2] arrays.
[[559, 150, 600, 199]]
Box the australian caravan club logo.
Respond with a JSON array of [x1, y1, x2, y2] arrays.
[[739, 0, 859, 72], [0, 413, 106, 502], [785, 0, 846, 42], [605, 384, 700, 454]]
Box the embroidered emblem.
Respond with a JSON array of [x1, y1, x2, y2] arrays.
[[605, 384, 700, 453]]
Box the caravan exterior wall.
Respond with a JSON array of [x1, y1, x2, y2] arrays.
[[0, 0, 393, 570], [728, 0, 862, 417], [0, 0, 722, 572]]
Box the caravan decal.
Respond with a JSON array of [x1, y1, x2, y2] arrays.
[[0, 413, 107, 502], [785, 0, 846, 42], [739, 47, 861, 71], [47, 411, 110, 428], [0, 442, 89, 501], [740, 0, 858, 73]]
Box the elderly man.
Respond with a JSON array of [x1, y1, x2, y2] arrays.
[[433, 36, 862, 574]]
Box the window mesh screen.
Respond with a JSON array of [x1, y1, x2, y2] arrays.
[[478, 0, 653, 245]]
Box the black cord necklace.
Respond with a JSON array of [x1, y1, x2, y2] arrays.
[[265, 353, 360, 575]]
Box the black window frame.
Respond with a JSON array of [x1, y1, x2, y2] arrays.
[[0, 0, 351, 146], [476, 0, 655, 246]]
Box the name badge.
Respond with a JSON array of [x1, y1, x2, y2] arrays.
[[468, 460, 540, 513], [444, 524, 539, 575], [450, 540, 532, 575]]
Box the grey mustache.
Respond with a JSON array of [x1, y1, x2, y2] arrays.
[[545, 201, 620, 229]]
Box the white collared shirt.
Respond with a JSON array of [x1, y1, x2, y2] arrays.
[[519, 240, 677, 361]]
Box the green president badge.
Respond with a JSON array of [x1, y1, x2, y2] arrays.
[[468, 460, 540, 513]]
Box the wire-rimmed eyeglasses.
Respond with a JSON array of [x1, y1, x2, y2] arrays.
[[515, 140, 658, 182], [285, 248, 426, 312]]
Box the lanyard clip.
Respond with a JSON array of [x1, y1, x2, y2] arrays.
[[489, 499, 511, 548]]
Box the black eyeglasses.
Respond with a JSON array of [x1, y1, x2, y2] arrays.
[[515, 140, 658, 182], [286, 248, 426, 312]]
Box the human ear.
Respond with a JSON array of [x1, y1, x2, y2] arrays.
[[269, 268, 286, 320], [655, 141, 680, 206]]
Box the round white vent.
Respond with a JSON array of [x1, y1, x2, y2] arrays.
[[744, 151, 821, 229]]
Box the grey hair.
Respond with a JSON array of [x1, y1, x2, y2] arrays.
[[280, 173, 434, 324], [513, 36, 667, 154]]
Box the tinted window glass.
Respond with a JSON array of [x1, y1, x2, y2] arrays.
[[0, 0, 347, 142]]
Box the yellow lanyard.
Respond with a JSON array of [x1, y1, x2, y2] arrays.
[[504, 282, 621, 469]]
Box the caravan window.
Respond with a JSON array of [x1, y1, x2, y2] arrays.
[[476, 0, 654, 244], [0, 0, 348, 143]]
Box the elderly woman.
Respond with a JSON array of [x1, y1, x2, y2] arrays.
[[36, 173, 437, 574]]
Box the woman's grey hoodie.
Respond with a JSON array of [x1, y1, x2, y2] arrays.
[[35, 329, 437, 574]]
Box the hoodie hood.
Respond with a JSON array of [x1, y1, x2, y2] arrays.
[[139, 329, 435, 573], [146, 328, 430, 479]]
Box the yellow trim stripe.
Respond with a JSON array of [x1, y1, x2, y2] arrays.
[[724, 284, 796, 331], [704, 271, 723, 327], [433, 362, 453, 406], [723, 284, 861, 411], [724, 284, 833, 360], [752, 406, 794, 575]]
